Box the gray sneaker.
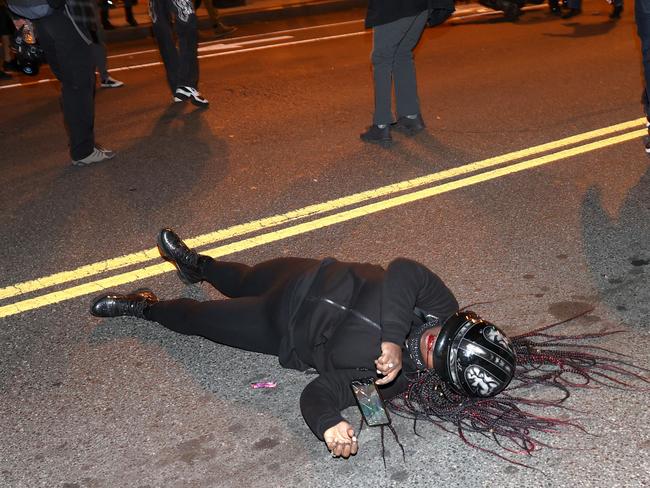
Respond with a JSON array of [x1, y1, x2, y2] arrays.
[[72, 146, 116, 166]]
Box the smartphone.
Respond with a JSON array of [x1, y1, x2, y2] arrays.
[[350, 377, 391, 426]]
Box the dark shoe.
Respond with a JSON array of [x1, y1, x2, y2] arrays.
[[360, 125, 392, 148], [3, 60, 19, 72], [157, 228, 205, 284], [503, 2, 521, 21], [125, 6, 138, 26], [392, 114, 426, 136], [562, 8, 581, 18], [609, 5, 622, 19], [0, 70, 11, 81], [213, 22, 237, 39], [91, 289, 158, 318]]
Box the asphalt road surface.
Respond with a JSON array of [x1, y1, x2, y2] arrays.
[[1, 2, 649, 487]]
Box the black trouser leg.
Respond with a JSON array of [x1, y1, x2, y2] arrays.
[[148, 295, 284, 354], [147, 257, 318, 354], [150, 0, 179, 93], [170, 0, 198, 88], [35, 12, 95, 160], [149, 0, 198, 92], [201, 257, 318, 297]]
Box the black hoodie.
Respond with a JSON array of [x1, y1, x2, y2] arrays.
[[278, 257, 458, 440]]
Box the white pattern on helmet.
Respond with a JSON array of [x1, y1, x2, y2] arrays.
[[465, 365, 499, 396], [484, 326, 509, 349]]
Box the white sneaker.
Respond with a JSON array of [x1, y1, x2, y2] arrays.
[[72, 146, 116, 166], [173, 86, 209, 107], [101, 77, 124, 88]]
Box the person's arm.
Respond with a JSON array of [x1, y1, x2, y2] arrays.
[[380, 257, 459, 345], [375, 258, 459, 384], [299, 370, 362, 458]]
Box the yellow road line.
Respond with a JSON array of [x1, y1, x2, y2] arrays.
[[0, 117, 645, 302], [0, 127, 644, 319]]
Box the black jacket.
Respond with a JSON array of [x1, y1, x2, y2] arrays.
[[278, 258, 458, 440], [365, 0, 429, 28]]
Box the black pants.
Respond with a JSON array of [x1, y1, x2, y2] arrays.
[[149, 0, 199, 94], [147, 257, 317, 355], [35, 12, 95, 160]]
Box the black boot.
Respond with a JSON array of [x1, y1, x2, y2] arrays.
[[157, 228, 206, 284], [91, 289, 158, 318]]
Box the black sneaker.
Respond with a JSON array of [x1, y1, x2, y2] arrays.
[[392, 114, 426, 136], [90, 289, 158, 319], [157, 228, 205, 284], [173, 86, 209, 107], [360, 125, 392, 148]]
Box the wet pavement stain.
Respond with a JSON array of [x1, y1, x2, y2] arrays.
[[631, 258, 650, 266], [156, 434, 217, 466], [556, 254, 569, 260], [253, 437, 280, 450], [548, 301, 593, 319], [523, 274, 535, 280], [608, 277, 624, 284]]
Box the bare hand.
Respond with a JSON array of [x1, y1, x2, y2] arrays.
[[375, 341, 402, 385], [323, 421, 358, 459]]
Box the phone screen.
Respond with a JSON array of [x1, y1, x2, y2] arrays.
[[350, 378, 391, 426]]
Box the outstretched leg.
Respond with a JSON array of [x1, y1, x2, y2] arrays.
[[146, 292, 285, 355], [157, 228, 318, 297]]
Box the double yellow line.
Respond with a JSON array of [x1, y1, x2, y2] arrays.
[[0, 118, 646, 319]]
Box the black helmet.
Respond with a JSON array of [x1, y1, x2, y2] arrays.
[[433, 311, 516, 397], [12, 25, 45, 76]]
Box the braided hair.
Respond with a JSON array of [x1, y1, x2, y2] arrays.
[[384, 308, 649, 466]]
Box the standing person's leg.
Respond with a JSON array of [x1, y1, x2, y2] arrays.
[[150, 0, 180, 95], [34, 13, 100, 162], [204, 0, 236, 37], [636, 0, 650, 152], [562, 0, 581, 17], [92, 6, 124, 88], [165, 0, 209, 106], [124, 0, 138, 26], [100, 0, 115, 29], [361, 15, 425, 147], [392, 10, 427, 136]]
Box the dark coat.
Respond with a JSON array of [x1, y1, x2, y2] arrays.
[[279, 257, 458, 440], [365, 0, 429, 28]]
